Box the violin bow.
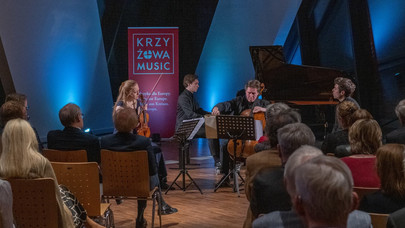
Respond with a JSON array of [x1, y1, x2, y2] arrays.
[[143, 73, 164, 106]]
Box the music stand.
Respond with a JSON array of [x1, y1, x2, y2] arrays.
[[214, 115, 255, 197], [165, 118, 204, 194]]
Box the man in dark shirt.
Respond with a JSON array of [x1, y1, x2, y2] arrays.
[[176, 74, 220, 164], [212, 79, 270, 179], [47, 103, 100, 163]]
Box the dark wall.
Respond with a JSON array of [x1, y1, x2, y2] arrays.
[[284, 0, 405, 135], [100, 0, 218, 100]]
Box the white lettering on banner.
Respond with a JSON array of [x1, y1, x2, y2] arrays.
[[137, 62, 170, 71], [137, 50, 170, 60], [136, 37, 170, 47]]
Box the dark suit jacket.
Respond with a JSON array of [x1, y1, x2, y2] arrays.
[[100, 132, 157, 176], [47, 127, 101, 163], [386, 127, 405, 144], [359, 190, 405, 214]]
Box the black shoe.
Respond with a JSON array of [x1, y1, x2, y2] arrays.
[[159, 204, 178, 215], [160, 182, 175, 190], [136, 218, 147, 228]]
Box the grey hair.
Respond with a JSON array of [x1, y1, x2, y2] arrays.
[[294, 156, 354, 224], [284, 145, 323, 197], [395, 99, 405, 126], [277, 123, 316, 160], [265, 102, 290, 120]]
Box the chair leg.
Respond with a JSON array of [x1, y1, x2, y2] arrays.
[[152, 193, 156, 228], [157, 191, 162, 227]]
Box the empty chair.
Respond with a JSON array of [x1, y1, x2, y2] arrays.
[[100, 149, 162, 228], [51, 162, 113, 227], [8, 178, 59, 228], [43, 148, 88, 162]]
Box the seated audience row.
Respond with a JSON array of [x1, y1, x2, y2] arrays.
[[253, 146, 371, 228], [244, 120, 315, 228]]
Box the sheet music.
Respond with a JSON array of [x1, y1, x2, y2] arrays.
[[254, 119, 263, 141], [182, 117, 204, 140]]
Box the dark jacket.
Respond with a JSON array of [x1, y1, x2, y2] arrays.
[[215, 96, 269, 116], [47, 126, 101, 163], [175, 89, 209, 131]]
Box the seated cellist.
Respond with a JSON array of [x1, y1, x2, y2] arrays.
[[211, 79, 269, 185]]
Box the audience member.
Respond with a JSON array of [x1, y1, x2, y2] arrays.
[[253, 146, 371, 228], [359, 144, 405, 213], [113, 80, 171, 189], [243, 122, 314, 228], [100, 107, 177, 228], [331, 77, 360, 133], [0, 119, 103, 228], [293, 156, 364, 228], [386, 99, 405, 144], [334, 108, 374, 157], [254, 102, 291, 152], [387, 207, 405, 228], [321, 101, 358, 156], [47, 103, 101, 163], [0, 179, 14, 228], [3, 93, 43, 152], [341, 119, 382, 187], [0, 101, 26, 128]]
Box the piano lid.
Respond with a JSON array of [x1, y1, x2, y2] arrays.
[[250, 45, 348, 102]]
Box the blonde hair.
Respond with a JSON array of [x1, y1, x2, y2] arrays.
[[113, 80, 138, 117], [376, 144, 405, 199], [349, 119, 382, 155], [0, 119, 45, 178]]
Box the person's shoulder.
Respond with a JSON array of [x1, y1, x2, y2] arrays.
[[135, 134, 152, 145], [47, 129, 63, 136], [252, 211, 283, 228], [347, 210, 371, 228], [100, 133, 115, 141], [253, 210, 301, 228]]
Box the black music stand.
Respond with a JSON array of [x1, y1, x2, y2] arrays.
[[165, 118, 204, 195], [214, 115, 255, 197]]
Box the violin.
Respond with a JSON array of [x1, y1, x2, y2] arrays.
[[137, 94, 151, 138]]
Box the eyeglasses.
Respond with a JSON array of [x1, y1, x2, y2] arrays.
[[25, 105, 29, 110]]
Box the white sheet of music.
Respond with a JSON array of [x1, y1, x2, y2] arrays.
[[255, 119, 263, 141], [185, 117, 205, 140]]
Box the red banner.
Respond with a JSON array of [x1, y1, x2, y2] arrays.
[[128, 27, 179, 138]]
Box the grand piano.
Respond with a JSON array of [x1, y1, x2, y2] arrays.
[[249, 45, 349, 139]]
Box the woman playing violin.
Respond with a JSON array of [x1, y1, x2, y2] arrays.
[[113, 80, 144, 121]]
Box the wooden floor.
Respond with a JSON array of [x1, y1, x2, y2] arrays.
[[108, 138, 249, 228]]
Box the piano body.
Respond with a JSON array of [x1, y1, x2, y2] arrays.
[[249, 45, 348, 139]]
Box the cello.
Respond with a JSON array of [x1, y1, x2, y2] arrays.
[[226, 83, 267, 160], [137, 94, 151, 137]]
